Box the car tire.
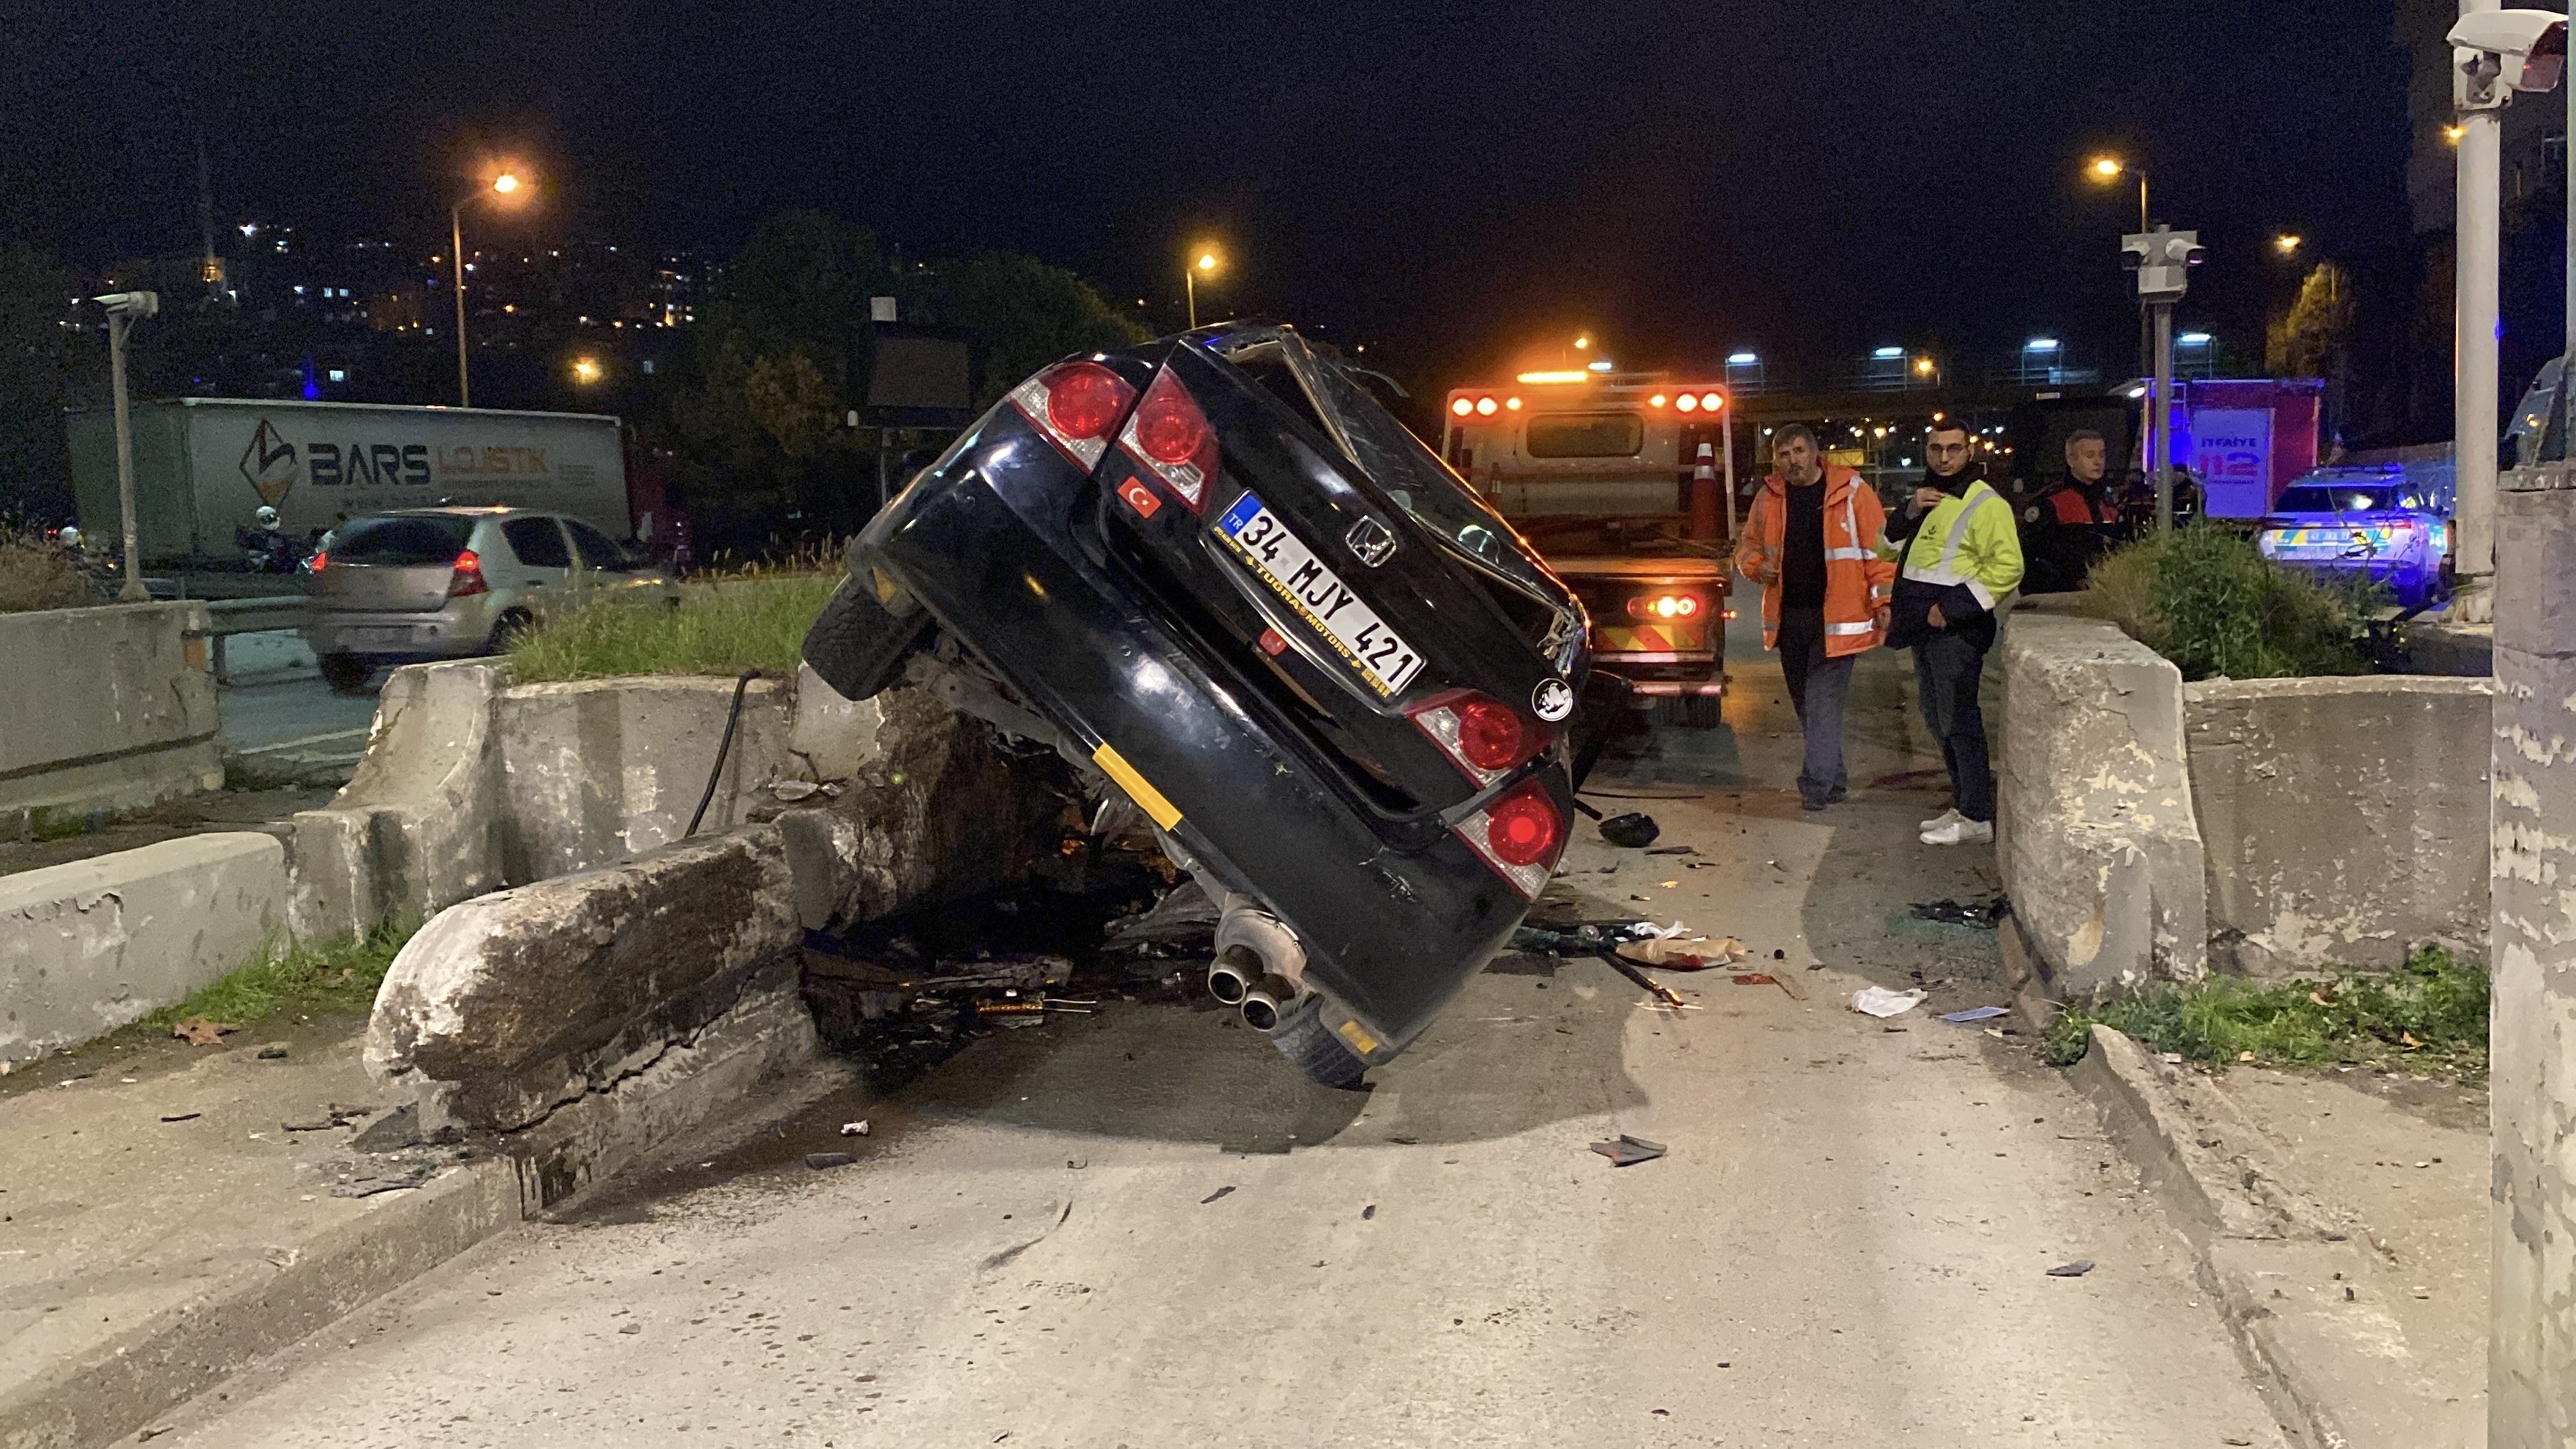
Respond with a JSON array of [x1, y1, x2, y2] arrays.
[[318, 654, 372, 694], [487, 612, 533, 654], [804, 569, 935, 702], [1267, 996, 1371, 1089]]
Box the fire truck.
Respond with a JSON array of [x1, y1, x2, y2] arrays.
[[1439, 372, 1736, 726]]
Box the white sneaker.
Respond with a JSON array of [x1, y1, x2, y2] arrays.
[[1918, 807, 1964, 833], [1920, 817, 1996, 847]]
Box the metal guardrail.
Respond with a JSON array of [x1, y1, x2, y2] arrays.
[[184, 596, 311, 686]]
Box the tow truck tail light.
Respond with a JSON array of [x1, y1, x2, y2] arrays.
[[1626, 593, 1704, 621], [1010, 360, 1137, 470], [1119, 366, 1220, 511], [1455, 779, 1563, 896], [446, 549, 488, 599], [1408, 691, 1537, 783]]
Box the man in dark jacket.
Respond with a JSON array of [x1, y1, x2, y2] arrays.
[[2019, 430, 2119, 593]]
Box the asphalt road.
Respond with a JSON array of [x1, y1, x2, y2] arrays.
[[214, 631, 382, 755], [156, 611, 2295, 1448]]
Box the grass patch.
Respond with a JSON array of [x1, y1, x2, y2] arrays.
[[140, 921, 418, 1036], [2077, 525, 2378, 680], [2043, 943, 2487, 1082], [0, 533, 91, 613], [506, 573, 839, 684]]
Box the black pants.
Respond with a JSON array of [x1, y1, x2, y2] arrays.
[[1776, 607, 1853, 804], [1914, 629, 1993, 823]]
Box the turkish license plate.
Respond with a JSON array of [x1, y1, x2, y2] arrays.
[[1217, 491, 1424, 697]]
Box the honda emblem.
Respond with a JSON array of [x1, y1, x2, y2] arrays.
[[1344, 516, 1398, 567]]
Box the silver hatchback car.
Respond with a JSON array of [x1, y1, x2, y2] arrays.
[[304, 506, 677, 692]]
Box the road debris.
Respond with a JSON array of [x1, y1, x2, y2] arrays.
[[804, 1152, 857, 1170], [840, 1120, 872, 1137], [255, 1044, 289, 1060], [1599, 812, 1662, 847], [1731, 973, 1778, 986], [158, 1112, 201, 1123], [171, 1017, 236, 1046], [1363, 1205, 1377, 1220], [1942, 1006, 2010, 1024], [2046, 1259, 2095, 1277], [1200, 1186, 1235, 1205], [1588, 1134, 1669, 1167], [331, 1163, 435, 1198], [1852, 986, 1928, 1018], [1909, 895, 2010, 929], [283, 1105, 369, 1132]]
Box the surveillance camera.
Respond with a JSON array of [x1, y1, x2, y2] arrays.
[[2449, 10, 2566, 99], [2122, 230, 2203, 302], [91, 291, 160, 319]]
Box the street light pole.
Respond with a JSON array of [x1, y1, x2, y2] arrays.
[[1185, 264, 1198, 330], [452, 203, 471, 408], [2152, 301, 2176, 533], [94, 291, 159, 603], [2455, 2, 2506, 621]]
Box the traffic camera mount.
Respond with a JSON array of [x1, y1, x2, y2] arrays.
[[2449, 10, 2567, 110], [2121, 229, 2203, 304]]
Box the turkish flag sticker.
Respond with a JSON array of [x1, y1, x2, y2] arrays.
[[1117, 476, 1161, 520]]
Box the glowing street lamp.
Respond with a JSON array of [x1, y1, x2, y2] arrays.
[[1185, 244, 1221, 329], [2274, 233, 2304, 257], [452, 168, 533, 407], [2086, 154, 2149, 232], [570, 356, 603, 385]]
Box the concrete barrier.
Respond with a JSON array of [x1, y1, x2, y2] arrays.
[[0, 601, 222, 838], [291, 662, 804, 943], [2185, 675, 2495, 975], [0, 834, 287, 1067], [1996, 613, 2207, 1003]]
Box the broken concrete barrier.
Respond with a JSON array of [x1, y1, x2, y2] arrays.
[[1, 834, 287, 1068], [1995, 613, 2207, 1004], [365, 825, 800, 1132]]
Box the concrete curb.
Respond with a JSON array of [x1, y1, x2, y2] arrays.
[[2071, 1025, 2452, 1449], [0, 988, 820, 1449]]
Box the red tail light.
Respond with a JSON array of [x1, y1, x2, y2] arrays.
[[309, 552, 328, 572], [1455, 779, 1564, 896], [446, 549, 488, 599], [1409, 690, 1540, 784], [1009, 360, 1137, 470], [1119, 366, 1220, 511]]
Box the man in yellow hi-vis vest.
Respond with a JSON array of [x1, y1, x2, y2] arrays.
[[1881, 422, 2024, 845]]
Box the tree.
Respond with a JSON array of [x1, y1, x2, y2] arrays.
[[913, 251, 1147, 408], [2268, 261, 2356, 381], [0, 247, 86, 526]]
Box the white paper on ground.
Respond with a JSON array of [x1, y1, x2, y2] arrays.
[[1851, 986, 1928, 1018]]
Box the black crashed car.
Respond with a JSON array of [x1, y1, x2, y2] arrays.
[[803, 323, 1595, 1085]]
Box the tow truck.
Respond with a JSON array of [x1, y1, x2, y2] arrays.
[[1439, 370, 1736, 726]]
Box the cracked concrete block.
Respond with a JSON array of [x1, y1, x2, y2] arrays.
[[776, 686, 1077, 932], [290, 659, 508, 942], [493, 675, 793, 880], [366, 825, 799, 1132], [2185, 675, 2494, 976], [0, 833, 287, 1066], [789, 661, 885, 782], [1996, 614, 2206, 1002]]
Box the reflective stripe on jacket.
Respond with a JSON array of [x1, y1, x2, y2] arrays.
[[1732, 466, 1896, 659], [1879, 478, 2026, 651]]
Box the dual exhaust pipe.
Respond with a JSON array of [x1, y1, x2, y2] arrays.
[[1206, 902, 1306, 1033]]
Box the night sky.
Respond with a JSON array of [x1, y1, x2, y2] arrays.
[[4, 1, 2415, 389]]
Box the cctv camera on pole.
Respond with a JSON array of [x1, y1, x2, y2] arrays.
[[2122, 228, 2203, 533], [92, 291, 159, 602], [2446, 5, 2565, 623]]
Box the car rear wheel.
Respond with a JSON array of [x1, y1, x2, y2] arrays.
[[487, 611, 533, 655], [1267, 996, 1371, 1089], [318, 654, 372, 694], [804, 569, 935, 702]]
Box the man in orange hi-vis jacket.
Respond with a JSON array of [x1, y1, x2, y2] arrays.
[[1734, 424, 1896, 811]]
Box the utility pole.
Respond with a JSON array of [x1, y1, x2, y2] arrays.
[[2123, 228, 2203, 532], [452, 204, 473, 408], [2455, 0, 2506, 622], [94, 291, 160, 603]]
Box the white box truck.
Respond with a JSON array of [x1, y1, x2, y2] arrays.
[[67, 398, 631, 568]]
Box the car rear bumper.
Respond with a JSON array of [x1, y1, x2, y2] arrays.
[[304, 606, 490, 658]]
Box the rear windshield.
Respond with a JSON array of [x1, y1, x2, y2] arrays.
[[329, 515, 472, 566], [1525, 413, 1645, 459], [2275, 484, 2426, 514]]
